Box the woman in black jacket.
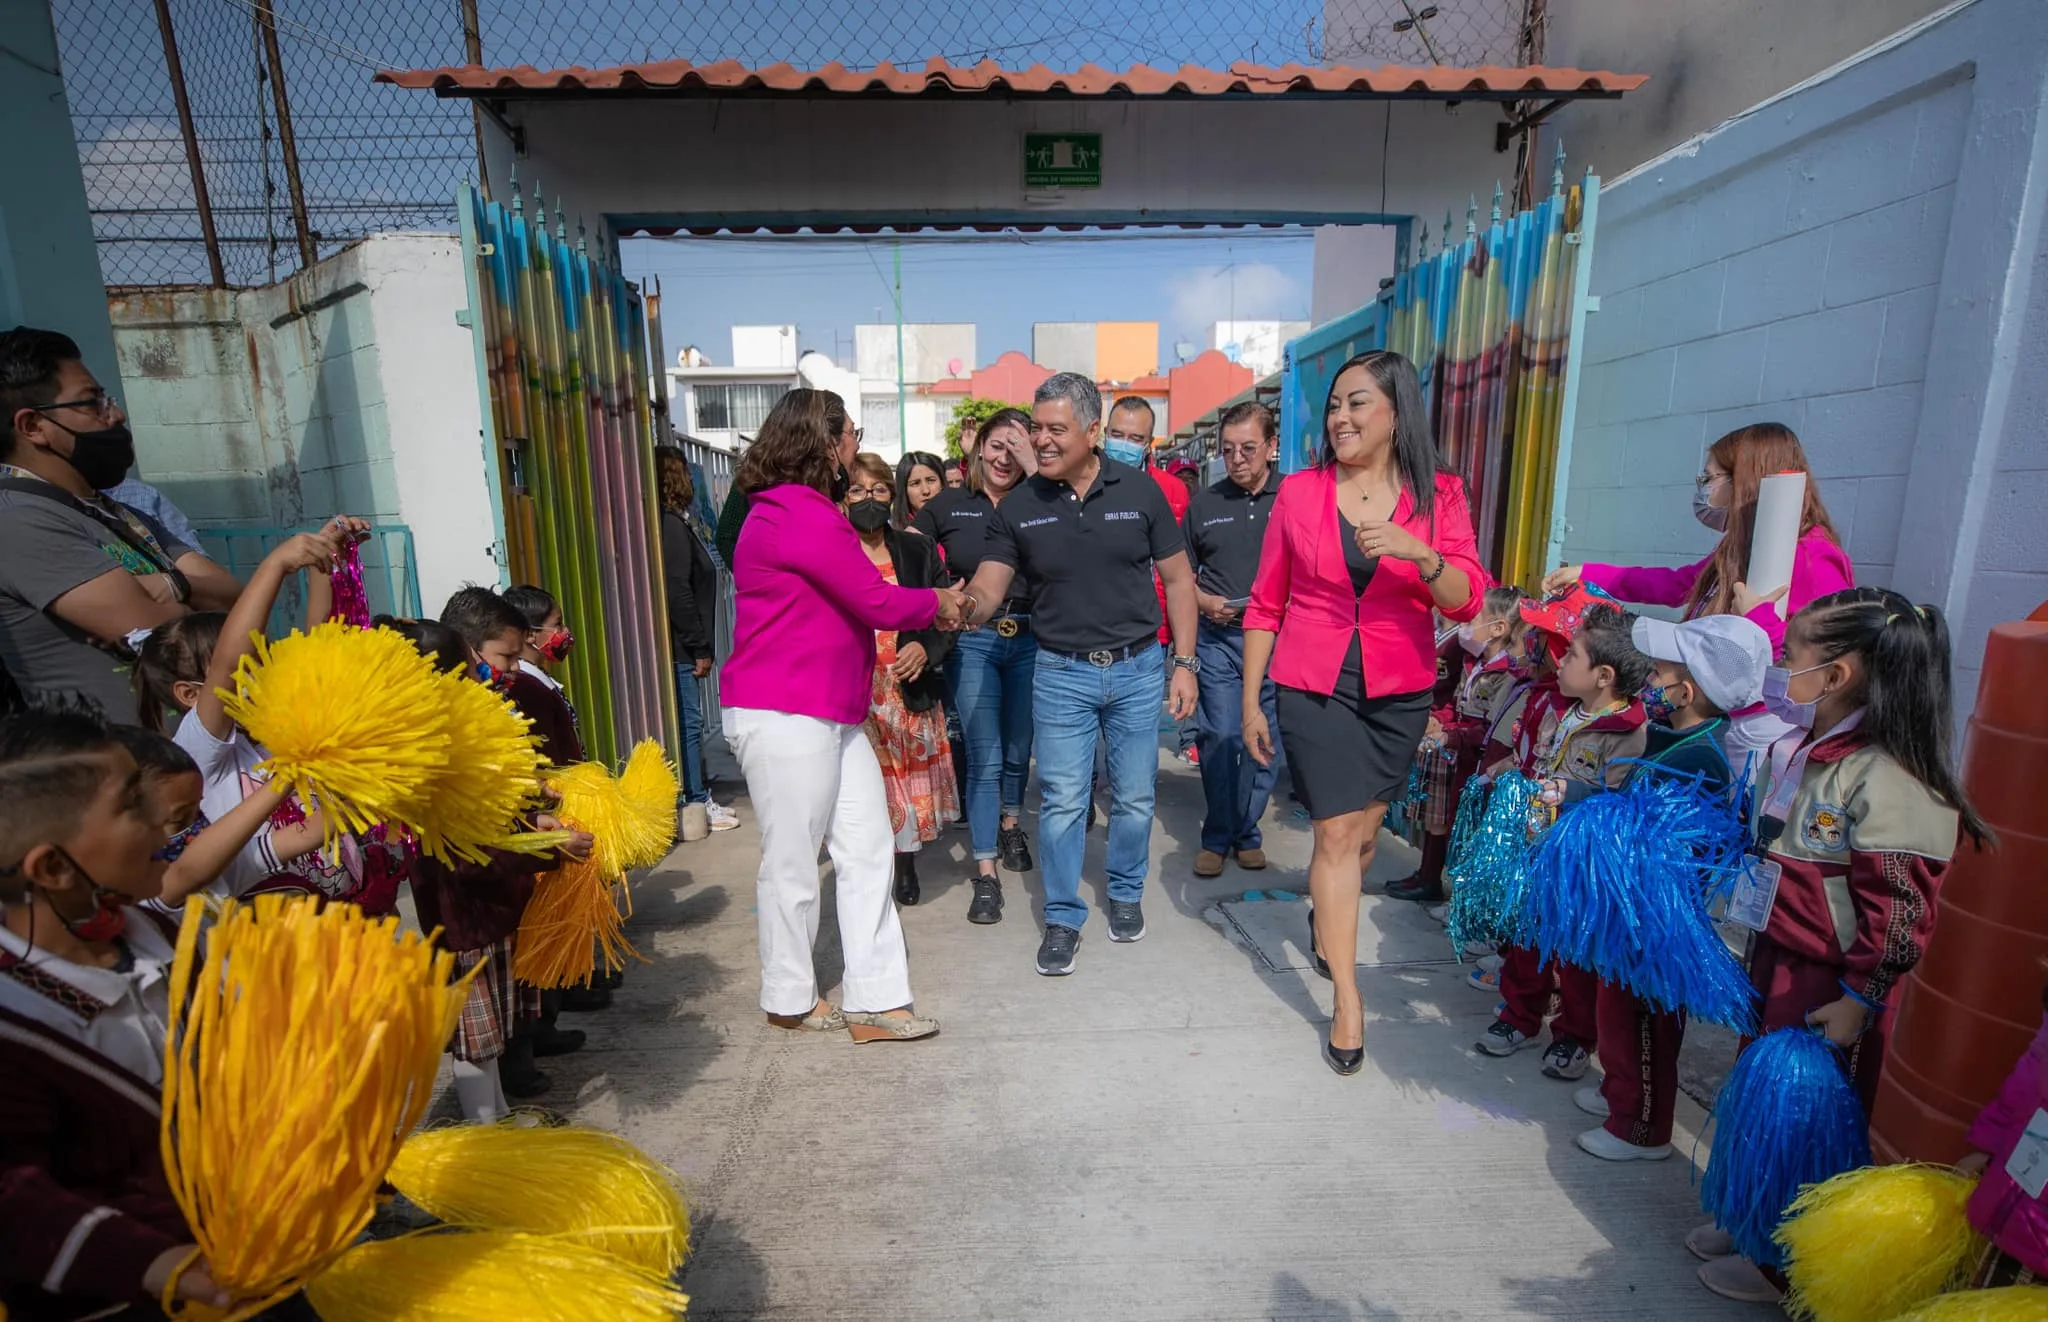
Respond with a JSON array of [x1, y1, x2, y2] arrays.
[[656, 447, 732, 828], [845, 452, 959, 905]]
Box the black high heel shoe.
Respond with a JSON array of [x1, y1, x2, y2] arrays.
[[1306, 905, 1331, 980], [1324, 1035, 1365, 1076]]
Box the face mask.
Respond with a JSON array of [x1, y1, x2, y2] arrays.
[[1456, 624, 1489, 657], [1641, 681, 1678, 725], [829, 465, 852, 503], [475, 660, 504, 688], [48, 849, 128, 942], [1103, 438, 1148, 467], [153, 809, 211, 863], [46, 419, 136, 491], [1762, 663, 1827, 729], [847, 498, 891, 533], [1692, 482, 1729, 533], [536, 628, 574, 663]]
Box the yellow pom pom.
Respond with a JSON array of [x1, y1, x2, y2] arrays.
[[616, 740, 681, 870], [415, 664, 552, 864], [1887, 1286, 2048, 1321], [549, 742, 677, 879], [386, 1123, 690, 1274], [515, 852, 643, 988], [305, 1231, 689, 1321], [1777, 1164, 1988, 1322], [159, 895, 474, 1316]]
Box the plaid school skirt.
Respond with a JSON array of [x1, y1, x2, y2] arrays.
[[450, 937, 516, 1062]]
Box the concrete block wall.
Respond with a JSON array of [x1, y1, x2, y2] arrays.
[[1560, 0, 2048, 714]]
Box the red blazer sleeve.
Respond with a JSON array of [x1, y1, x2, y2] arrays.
[[1428, 475, 1488, 625], [1242, 482, 1296, 634]]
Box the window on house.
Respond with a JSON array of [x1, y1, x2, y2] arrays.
[[695, 383, 782, 432]]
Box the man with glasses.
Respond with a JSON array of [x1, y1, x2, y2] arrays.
[[955, 374, 1199, 976], [0, 326, 239, 716], [1183, 402, 1284, 878]]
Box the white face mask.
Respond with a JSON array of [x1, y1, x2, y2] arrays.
[[1693, 481, 1729, 532], [1456, 624, 1490, 657], [1761, 662, 1828, 729]]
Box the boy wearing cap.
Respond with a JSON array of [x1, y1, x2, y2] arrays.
[[1563, 612, 1771, 1162]]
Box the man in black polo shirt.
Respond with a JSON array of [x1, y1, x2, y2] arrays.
[[1184, 401, 1284, 878], [958, 373, 1199, 976]]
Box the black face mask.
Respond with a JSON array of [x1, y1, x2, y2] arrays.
[[829, 465, 851, 503], [847, 498, 891, 533], [45, 419, 136, 491]]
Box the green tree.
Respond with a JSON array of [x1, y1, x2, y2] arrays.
[[944, 397, 1013, 459]]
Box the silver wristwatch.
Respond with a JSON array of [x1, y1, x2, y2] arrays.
[[1171, 653, 1201, 675]]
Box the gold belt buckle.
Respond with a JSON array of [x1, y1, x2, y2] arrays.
[[994, 617, 1021, 638]]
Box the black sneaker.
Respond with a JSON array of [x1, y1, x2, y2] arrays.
[[1107, 900, 1146, 943], [1541, 1038, 1592, 1080], [1036, 924, 1081, 976], [528, 1021, 586, 1058], [559, 985, 612, 1013], [967, 876, 1004, 925], [997, 824, 1034, 873]]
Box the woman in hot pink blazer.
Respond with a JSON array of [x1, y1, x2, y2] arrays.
[[721, 389, 963, 1044], [1243, 350, 1488, 1076]]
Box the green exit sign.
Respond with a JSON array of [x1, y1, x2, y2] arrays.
[[1024, 133, 1102, 189]]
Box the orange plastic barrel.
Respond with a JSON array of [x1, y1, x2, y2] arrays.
[[1871, 617, 2048, 1163]]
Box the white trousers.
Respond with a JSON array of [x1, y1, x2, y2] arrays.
[[723, 707, 914, 1016]]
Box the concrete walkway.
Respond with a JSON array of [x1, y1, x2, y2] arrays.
[[547, 750, 1755, 1321]]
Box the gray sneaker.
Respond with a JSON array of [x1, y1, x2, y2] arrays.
[[1036, 924, 1081, 976], [1107, 900, 1146, 943]]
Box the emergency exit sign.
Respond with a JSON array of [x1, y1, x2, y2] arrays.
[[1025, 133, 1102, 188]]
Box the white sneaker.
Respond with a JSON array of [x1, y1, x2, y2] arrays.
[[1425, 903, 1449, 924], [706, 802, 741, 831], [1464, 939, 1496, 959], [1576, 1125, 1672, 1162], [1574, 1085, 1609, 1118], [1476, 952, 1503, 973]]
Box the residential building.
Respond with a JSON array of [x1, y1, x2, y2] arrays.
[[665, 325, 859, 452], [1032, 321, 1158, 383], [1211, 320, 1310, 379], [855, 322, 976, 459]]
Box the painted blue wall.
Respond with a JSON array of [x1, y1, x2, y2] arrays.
[[0, 0, 119, 393], [1560, 0, 2048, 711]]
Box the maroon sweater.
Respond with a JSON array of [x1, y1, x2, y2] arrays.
[[0, 1009, 186, 1320], [504, 670, 584, 767], [409, 847, 554, 953]]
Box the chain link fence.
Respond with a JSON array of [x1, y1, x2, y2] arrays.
[[53, 0, 1535, 289]]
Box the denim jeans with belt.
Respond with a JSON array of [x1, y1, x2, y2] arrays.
[[1034, 644, 1163, 931], [945, 626, 1037, 863], [672, 663, 711, 803], [1194, 619, 1280, 853]]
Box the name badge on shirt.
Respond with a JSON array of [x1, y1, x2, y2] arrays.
[[2006, 1109, 2048, 1199], [1724, 857, 1782, 932]]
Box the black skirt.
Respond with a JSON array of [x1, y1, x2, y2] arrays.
[[1277, 639, 1432, 820]]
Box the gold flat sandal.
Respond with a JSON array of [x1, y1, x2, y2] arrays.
[[843, 1010, 940, 1042], [766, 1006, 846, 1032]]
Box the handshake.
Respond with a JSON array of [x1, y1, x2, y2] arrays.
[[933, 586, 977, 631]]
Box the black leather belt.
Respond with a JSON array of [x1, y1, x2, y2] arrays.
[[992, 609, 1031, 638], [1043, 640, 1155, 668]]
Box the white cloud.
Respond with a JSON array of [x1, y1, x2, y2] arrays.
[[78, 117, 195, 215], [1164, 261, 1306, 344]]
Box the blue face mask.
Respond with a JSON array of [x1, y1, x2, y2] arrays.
[[1103, 438, 1148, 467]]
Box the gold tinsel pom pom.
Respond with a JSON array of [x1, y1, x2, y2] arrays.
[[159, 895, 474, 1319], [514, 851, 640, 988], [1887, 1285, 2048, 1321], [386, 1122, 691, 1275], [616, 739, 682, 870], [1777, 1164, 1987, 1322], [304, 1231, 689, 1321], [219, 621, 556, 863]]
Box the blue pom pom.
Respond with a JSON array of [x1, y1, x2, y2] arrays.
[[1446, 772, 1539, 952], [1700, 1028, 1872, 1268], [1513, 766, 1757, 1031]]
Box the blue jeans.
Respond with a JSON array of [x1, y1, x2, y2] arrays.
[[1195, 621, 1280, 853], [945, 628, 1037, 862], [673, 663, 710, 803], [1034, 645, 1163, 931]]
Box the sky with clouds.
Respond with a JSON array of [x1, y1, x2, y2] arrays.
[[618, 230, 1317, 373]]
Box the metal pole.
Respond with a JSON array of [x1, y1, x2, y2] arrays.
[[459, 0, 490, 198], [254, 0, 317, 270], [893, 241, 905, 453], [152, 0, 226, 287]]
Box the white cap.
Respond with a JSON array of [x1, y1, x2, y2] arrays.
[[1631, 613, 1772, 714]]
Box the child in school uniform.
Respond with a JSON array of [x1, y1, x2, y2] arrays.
[[1547, 613, 1771, 1163], [1390, 586, 1533, 905], [1476, 597, 1649, 1080], [398, 603, 592, 1119], [0, 706, 236, 1319], [1690, 586, 1992, 1304], [1953, 972, 2048, 1291]]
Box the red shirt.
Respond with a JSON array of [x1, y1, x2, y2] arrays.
[[1148, 467, 1190, 647], [1245, 468, 1488, 697]]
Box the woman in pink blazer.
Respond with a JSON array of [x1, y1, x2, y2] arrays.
[[1243, 350, 1488, 1075]]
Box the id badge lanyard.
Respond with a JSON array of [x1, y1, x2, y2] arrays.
[[1730, 712, 1866, 933]]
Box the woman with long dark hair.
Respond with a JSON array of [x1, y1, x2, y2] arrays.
[[720, 389, 965, 1042], [1241, 350, 1487, 1075], [894, 451, 947, 530], [911, 407, 1039, 925], [1543, 422, 1852, 652], [654, 446, 734, 832]]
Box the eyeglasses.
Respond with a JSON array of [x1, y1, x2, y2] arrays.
[[847, 485, 892, 500], [1220, 442, 1267, 458], [848, 426, 865, 443], [35, 391, 120, 420], [1696, 471, 1728, 488]]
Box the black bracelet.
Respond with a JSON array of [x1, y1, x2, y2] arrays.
[[1419, 551, 1448, 584]]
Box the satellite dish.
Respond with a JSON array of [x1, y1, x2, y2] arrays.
[[1173, 341, 1198, 363], [947, 357, 963, 376]]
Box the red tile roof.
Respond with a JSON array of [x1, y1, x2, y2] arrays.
[[375, 58, 1645, 101]]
